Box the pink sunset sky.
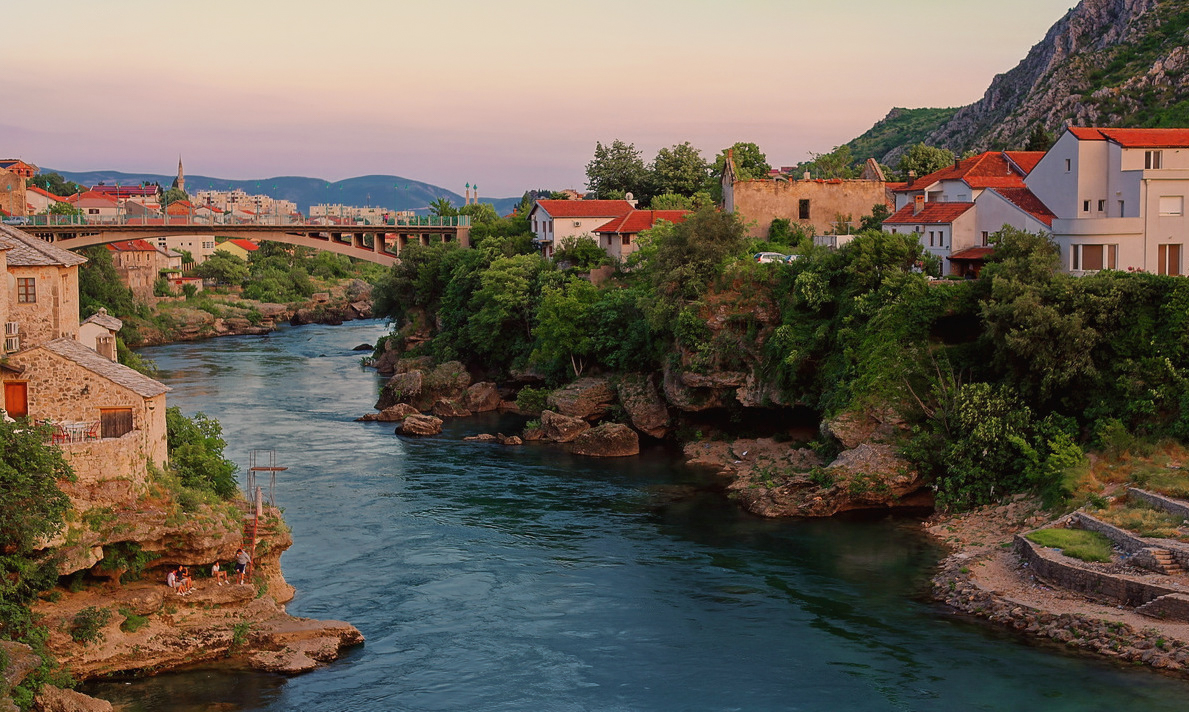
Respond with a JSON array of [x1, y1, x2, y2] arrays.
[[3, 0, 1074, 198]]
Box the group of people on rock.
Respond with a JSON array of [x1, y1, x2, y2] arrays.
[[165, 549, 252, 593]]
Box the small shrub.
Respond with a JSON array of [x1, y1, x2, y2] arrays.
[[809, 468, 836, 488], [70, 606, 113, 644], [515, 387, 550, 415], [1025, 528, 1113, 563], [118, 608, 149, 633]]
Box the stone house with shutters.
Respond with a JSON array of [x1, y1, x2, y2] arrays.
[[0, 224, 170, 486]]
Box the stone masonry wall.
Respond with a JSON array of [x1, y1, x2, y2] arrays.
[[58, 432, 149, 510], [6, 264, 80, 349], [1129, 487, 1189, 521], [1072, 511, 1189, 570], [1014, 534, 1180, 607], [0, 169, 25, 217], [732, 179, 891, 239]]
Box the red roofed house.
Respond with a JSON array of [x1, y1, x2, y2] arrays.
[[214, 238, 260, 262], [107, 240, 173, 301], [0, 160, 37, 179], [66, 190, 120, 222], [883, 200, 978, 275], [592, 210, 690, 261], [1026, 126, 1189, 275], [26, 186, 69, 214], [528, 199, 636, 259]]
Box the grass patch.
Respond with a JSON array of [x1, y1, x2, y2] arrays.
[[118, 607, 149, 633], [1026, 528, 1113, 563], [1096, 502, 1186, 540], [1133, 469, 1189, 499]]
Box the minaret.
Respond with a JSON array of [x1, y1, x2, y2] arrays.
[[174, 156, 185, 193]]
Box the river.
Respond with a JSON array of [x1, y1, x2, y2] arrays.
[[84, 320, 1189, 711]]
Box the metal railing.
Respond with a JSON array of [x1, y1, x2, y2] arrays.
[[18, 213, 471, 228]]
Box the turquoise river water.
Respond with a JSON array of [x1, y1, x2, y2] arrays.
[[83, 320, 1189, 711]]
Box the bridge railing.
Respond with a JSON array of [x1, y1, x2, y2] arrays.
[[21, 213, 471, 229]]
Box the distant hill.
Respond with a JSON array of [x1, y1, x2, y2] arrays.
[[48, 169, 522, 216], [852, 0, 1189, 164], [842, 107, 959, 164]]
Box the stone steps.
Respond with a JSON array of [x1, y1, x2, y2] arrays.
[[1144, 547, 1185, 576], [1136, 592, 1189, 621]]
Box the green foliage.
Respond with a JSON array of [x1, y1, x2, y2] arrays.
[[152, 276, 173, 297], [118, 608, 149, 634], [712, 142, 770, 182], [165, 408, 238, 499], [162, 187, 189, 206], [1025, 529, 1113, 563], [229, 622, 251, 653], [0, 421, 72, 555], [842, 107, 959, 168], [897, 143, 955, 179], [78, 246, 139, 319], [649, 191, 713, 210], [515, 387, 550, 415], [859, 204, 891, 233], [46, 202, 83, 217], [1096, 502, 1184, 538], [552, 235, 610, 270], [652, 141, 709, 196], [429, 197, 457, 217], [194, 252, 249, 285], [634, 206, 749, 315], [586, 139, 652, 202], [26, 172, 84, 196], [801, 145, 858, 179], [97, 542, 154, 583], [1024, 125, 1054, 152], [531, 277, 601, 379], [117, 337, 160, 377], [70, 607, 112, 644]]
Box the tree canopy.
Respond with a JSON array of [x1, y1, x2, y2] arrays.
[[586, 139, 652, 201]]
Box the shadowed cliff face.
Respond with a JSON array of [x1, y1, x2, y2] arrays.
[[884, 0, 1180, 162]]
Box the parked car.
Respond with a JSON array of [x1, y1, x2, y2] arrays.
[[754, 251, 796, 264], [1, 216, 30, 226]]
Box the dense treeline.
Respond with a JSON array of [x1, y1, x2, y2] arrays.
[[373, 217, 1189, 512]]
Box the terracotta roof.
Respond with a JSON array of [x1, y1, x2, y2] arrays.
[[1098, 128, 1189, 148], [166, 201, 194, 214], [42, 338, 169, 398], [106, 239, 159, 252], [81, 308, 123, 332], [0, 224, 87, 266], [533, 199, 634, 219], [1003, 151, 1045, 175], [948, 247, 995, 261], [89, 185, 159, 197], [66, 190, 119, 206], [990, 187, 1056, 227], [894, 152, 1026, 192], [1067, 127, 1107, 141], [221, 238, 259, 252], [593, 210, 690, 234], [883, 202, 976, 225], [27, 186, 67, 201]]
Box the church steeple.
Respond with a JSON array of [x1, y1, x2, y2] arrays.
[[172, 155, 185, 193]]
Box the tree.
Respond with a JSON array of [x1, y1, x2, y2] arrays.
[[586, 139, 652, 201], [635, 205, 748, 310], [553, 235, 610, 269], [466, 254, 552, 365], [26, 172, 83, 196], [652, 142, 710, 196], [165, 408, 238, 499], [897, 143, 955, 178], [803, 145, 857, 179], [859, 203, 892, 233], [650, 191, 714, 210], [429, 197, 457, 217], [458, 202, 499, 224], [162, 187, 189, 206], [1025, 125, 1054, 152], [78, 246, 138, 318], [194, 252, 249, 285], [531, 277, 601, 379], [712, 142, 770, 183], [46, 202, 83, 217]]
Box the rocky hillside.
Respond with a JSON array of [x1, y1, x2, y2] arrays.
[[880, 0, 1189, 163]]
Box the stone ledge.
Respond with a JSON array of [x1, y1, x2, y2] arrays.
[[1014, 534, 1183, 607]]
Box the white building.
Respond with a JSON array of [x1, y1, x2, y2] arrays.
[[193, 189, 297, 221], [527, 199, 635, 259]]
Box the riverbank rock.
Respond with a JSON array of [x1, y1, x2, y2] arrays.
[[34, 686, 113, 712], [352, 343, 373, 351], [398, 414, 443, 436], [375, 371, 423, 411], [615, 373, 670, 439], [662, 363, 728, 412], [247, 617, 365, 674], [463, 382, 502, 413], [431, 398, 471, 418], [570, 423, 640, 457], [464, 434, 499, 442], [821, 409, 905, 449], [1, 642, 39, 712], [547, 377, 616, 421], [539, 410, 590, 443], [357, 403, 420, 422]]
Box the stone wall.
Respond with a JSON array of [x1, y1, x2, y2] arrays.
[[0, 169, 25, 217], [59, 431, 151, 509], [729, 179, 891, 239], [1129, 487, 1189, 521], [6, 263, 80, 349], [1014, 534, 1181, 607], [1072, 511, 1189, 570], [1136, 593, 1189, 622]]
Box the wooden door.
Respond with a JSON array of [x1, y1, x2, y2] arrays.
[[100, 408, 134, 439], [4, 382, 28, 418]]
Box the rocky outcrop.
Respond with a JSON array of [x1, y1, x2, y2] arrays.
[[356, 403, 420, 422], [431, 398, 471, 418], [377, 361, 471, 412], [463, 382, 502, 413], [1, 642, 39, 712], [247, 616, 365, 674], [546, 377, 616, 421], [34, 685, 113, 712], [616, 373, 670, 439], [538, 410, 590, 443], [398, 414, 444, 436], [570, 423, 640, 457], [662, 363, 728, 412], [375, 371, 423, 411]]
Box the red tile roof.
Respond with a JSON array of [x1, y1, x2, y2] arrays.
[[166, 200, 194, 215], [534, 199, 634, 218], [27, 186, 67, 200], [1003, 151, 1045, 175], [1098, 128, 1189, 148], [593, 210, 690, 234], [948, 247, 995, 261], [106, 239, 159, 252], [990, 187, 1056, 227], [90, 185, 160, 198], [883, 202, 976, 225], [65, 190, 119, 206], [221, 238, 259, 252], [894, 151, 1026, 192]]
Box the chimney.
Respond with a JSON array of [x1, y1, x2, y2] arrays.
[[625, 191, 637, 208], [907, 170, 916, 188], [803, 171, 811, 181], [954, 157, 961, 169], [913, 194, 925, 216]]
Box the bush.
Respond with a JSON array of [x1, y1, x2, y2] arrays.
[[166, 408, 239, 499], [1025, 528, 1113, 563], [118, 607, 149, 633], [70, 606, 112, 644], [515, 387, 550, 415]]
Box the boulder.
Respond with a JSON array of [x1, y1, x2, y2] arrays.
[[348, 301, 373, 319], [375, 371, 423, 411], [521, 425, 543, 442], [357, 403, 420, 422], [570, 423, 640, 457], [735, 373, 790, 408], [1, 642, 39, 710], [464, 434, 499, 443], [34, 686, 113, 712], [680, 371, 748, 389], [821, 409, 905, 449], [615, 373, 670, 439], [431, 398, 471, 418], [539, 410, 590, 443], [546, 377, 616, 421], [352, 343, 373, 351], [497, 434, 522, 446], [463, 382, 502, 413], [662, 363, 727, 412], [397, 414, 443, 436], [395, 355, 434, 374]]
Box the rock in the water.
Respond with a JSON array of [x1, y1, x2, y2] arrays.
[[615, 373, 670, 439], [463, 382, 502, 412], [570, 423, 640, 457], [34, 685, 113, 712], [546, 377, 616, 421], [359, 403, 420, 422], [352, 343, 373, 351], [497, 434, 522, 446], [431, 398, 472, 418], [397, 414, 443, 436], [539, 410, 590, 443], [375, 370, 423, 411], [464, 433, 499, 442], [247, 618, 364, 675]]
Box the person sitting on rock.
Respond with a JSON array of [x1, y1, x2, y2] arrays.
[[235, 548, 252, 585], [212, 561, 228, 585], [166, 568, 178, 590], [177, 567, 194, 595]]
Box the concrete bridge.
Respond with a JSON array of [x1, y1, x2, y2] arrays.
[[17, 216, 472, 267]]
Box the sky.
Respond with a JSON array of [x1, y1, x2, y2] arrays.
[[2, 0, 1076, 198]]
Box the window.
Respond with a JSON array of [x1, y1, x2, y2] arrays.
[[928, 231, 935, 247], [1146, 150, 1163, 169], [1159, 196, 1184, 216], [1065, 158, 1072, 172], [88, 208, 99, 215], [1083, 200, 1091, 213], [99, 408, 134, 439], [981, 231, 989, 247], [572, 221, 581, 228], [622, 235, 631, 246], [1119, 200, 1125, 217], [1097, 200, 1106, 212], [798, 199, 810, 220], [16, 278, 35, 303], [1159, 244, 1182, 276], [1071, 244, 1117, 272]]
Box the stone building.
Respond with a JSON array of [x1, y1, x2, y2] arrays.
[[107, 239, 172, 301], [0, 224, 85, 351], [721, 152, 892, 239], [78, 308, 122, 362], [591, 209, 689, 262], [528, 199, 636, 259], [0, 166, 26, 217]]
